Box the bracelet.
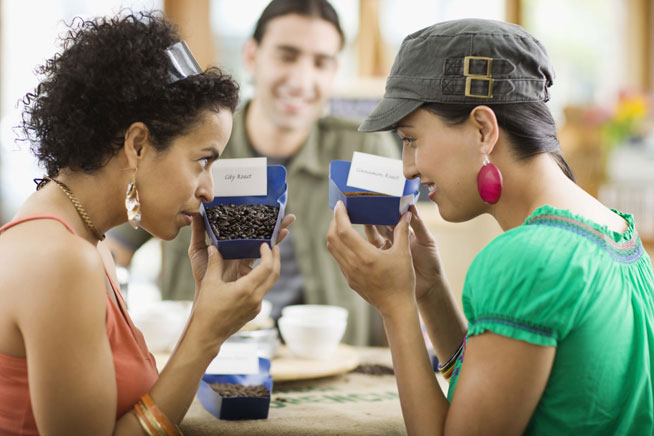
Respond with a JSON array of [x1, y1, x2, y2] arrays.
[[132, 393, 183, 436], [140, 393, 182, 436], [133, 402, 157, 436], [437, 335, 466, 380], [139, 401, 168, 436], [440, 361, 458, 379]]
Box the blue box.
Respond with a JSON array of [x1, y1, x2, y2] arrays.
[[197, 358, 273, 420], [328, 160, 420, 225], [202, 165, 287, 260]]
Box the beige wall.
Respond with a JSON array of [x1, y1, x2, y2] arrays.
[[164, 0, 214, 69], [505, 0, 522, 24], [357, 0, 392, 78], [626, 0, 653, 93], [0, 0, 3, 216], [650, 0, 654, 93]]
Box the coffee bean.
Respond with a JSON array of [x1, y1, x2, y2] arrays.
[[209, 382, 270, 398], [206, 204, 279, 240], [351, 364, 395, 375]]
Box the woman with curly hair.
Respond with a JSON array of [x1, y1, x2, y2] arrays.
[[0, 11, 292, 435]]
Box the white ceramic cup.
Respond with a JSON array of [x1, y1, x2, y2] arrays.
[[280, 304, 348, 322], [278, 305, 348, 360]]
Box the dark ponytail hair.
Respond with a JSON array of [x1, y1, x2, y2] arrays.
[[252, 0, 344, 49], [423, 102, 575, 182]]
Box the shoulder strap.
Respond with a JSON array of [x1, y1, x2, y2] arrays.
[[0, 215, 77, 235]]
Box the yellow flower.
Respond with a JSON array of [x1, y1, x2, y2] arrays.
[[602, 92, 651, 150], [614, 95, 648, 123]]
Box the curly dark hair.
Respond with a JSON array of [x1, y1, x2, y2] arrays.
[[20, 11, 239, 176]]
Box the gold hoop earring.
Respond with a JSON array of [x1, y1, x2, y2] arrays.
[[125, 172, 141, 229]]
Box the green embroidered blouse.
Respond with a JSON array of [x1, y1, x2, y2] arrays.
[[448, 205, 654, 435]]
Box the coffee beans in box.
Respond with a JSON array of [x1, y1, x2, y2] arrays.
[[198, 357, 273, 420], [201, 165, 287, 260], [205, 203, 279, 240], [209, 382, 270, 398]]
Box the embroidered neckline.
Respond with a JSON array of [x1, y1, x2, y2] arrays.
[[525, 205, 644, 264]]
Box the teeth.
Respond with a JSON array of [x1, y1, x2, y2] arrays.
[[276, 90, 315, 106], [428, 184, 437, 194], [278, 96, 307, 106]]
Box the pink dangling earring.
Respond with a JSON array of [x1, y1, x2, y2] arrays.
[[477, 154, 502, 204]]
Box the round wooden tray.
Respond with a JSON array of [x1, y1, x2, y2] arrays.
[[270, 344, 360, 381]]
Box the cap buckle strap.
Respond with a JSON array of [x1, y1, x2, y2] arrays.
[[464, 56, 494, 98]]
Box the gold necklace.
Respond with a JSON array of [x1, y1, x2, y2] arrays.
[[38, 176, 106, 241]]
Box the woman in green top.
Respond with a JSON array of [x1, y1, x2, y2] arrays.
[[326, 18, 654, 436]]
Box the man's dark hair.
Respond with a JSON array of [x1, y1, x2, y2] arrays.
[[252, 0, 344, 49]]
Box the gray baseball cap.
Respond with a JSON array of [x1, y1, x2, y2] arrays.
[[359, 19, 555, 132]]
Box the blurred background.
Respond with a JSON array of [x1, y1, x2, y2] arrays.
[[1, 0, 653, 307]]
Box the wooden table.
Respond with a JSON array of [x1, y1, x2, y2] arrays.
[[154, 347, 445, 436]]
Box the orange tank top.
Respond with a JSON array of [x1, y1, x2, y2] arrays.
[[0, 215, 159, 435]]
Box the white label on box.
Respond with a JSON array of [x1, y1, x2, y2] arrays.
[[205, 343, 259, 375], [212, 157, 267, 197], [346, 152, 405, 197]]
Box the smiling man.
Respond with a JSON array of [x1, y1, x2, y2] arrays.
[[107, 0, 398, 346], [243, 5, 340, 147]]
